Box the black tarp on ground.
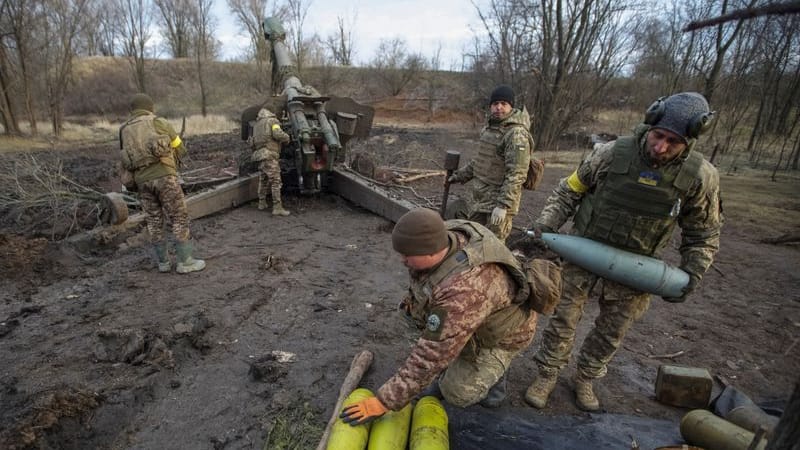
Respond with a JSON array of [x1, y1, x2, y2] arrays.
[[445, 405, 684, 450]]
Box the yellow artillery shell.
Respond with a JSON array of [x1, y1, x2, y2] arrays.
[[326, 388, 375, 450], [367, 403, 412, 450], [410, 396, 449, 450]]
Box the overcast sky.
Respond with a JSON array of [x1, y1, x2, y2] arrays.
[[211, 0, 483, 70]]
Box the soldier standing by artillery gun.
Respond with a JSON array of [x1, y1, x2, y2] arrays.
[[251, 108, 291, 216], [118, 93, 206, 274], [524, 92, 722, 412], [447, 85, 533, 242]]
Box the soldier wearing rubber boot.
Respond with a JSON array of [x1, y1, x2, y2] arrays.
[[339, 208, 558, 427], [447, 85, 533, 242], [250, 108, 291, 216], [118, 93, 206, 274], [525, 92, 722, 411]]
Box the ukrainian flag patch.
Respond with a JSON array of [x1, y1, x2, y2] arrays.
[[637, 171, 660, 186]]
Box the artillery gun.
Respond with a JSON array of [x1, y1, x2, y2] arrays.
[[240, 17, 374, 194]]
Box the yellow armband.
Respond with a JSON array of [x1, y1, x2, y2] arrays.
[[271, 124, 281, 131], [170, 135, 182, 148], [566, 170, 588, 193]]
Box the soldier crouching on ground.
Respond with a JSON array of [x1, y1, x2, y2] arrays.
[[524, 92, 722, 412], [339, 208, 559, 426], [250, 108, 291, 216], [118, 93, 205, 274]]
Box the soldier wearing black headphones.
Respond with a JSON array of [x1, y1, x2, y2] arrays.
[[524, 92, 723, 412]]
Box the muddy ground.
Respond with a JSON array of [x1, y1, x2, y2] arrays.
[[1, 124, 798, 449]]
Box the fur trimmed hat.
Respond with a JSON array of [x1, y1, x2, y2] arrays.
[[392, 208, 449, 256]]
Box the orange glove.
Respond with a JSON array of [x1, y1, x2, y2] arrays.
[[339, 396, 388, 426]]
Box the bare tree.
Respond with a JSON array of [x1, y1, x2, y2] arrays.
[[227, 0, 286, 92], [744, 13, 800, 166], [284, 0, 311, 71], [1, 0, 40, 135], [473, 0, 636, 151], [688, 0, 759, 103], [190, 0, 217, 116], [118, 0, 154, 92], [325, 14, 356, 66], [0, 38, 23, 136], [80, 0, 119, 56], [369, 37, 426, 97], [632, 2, 698, 98], [41, 0, 90, 137], [155, 0, 195, 58]]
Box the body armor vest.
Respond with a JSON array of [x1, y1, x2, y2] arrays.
[[408, 220, 530, 349], [474, 125, 508, 185], [251, 116, 281, 161], [573, 135, 703, 255], [120, 114, 170, 171]]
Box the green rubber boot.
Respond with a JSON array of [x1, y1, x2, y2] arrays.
[[154, 242, 171, 273], [175, 241, 206, 274]]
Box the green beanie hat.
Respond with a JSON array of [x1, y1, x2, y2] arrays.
[[130, 93, 154, 112], [392, 208, 449, 256]]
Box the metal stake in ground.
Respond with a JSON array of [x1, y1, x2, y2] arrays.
[[440, 150, 461, 218]]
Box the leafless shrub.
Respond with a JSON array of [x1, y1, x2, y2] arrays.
[[0, 155, 136, 239]]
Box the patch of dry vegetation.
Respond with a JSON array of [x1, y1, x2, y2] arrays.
[[720, 170, 800, 234]]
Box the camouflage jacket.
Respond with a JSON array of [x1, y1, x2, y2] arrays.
[[536, 124, 722, 283], [251, 110, 290, 161], [120, 109, 187, 185], [376, 231, 538, 411], [454, 108, 532, 214]]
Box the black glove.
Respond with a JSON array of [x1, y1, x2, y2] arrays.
[[527, 223, 555, 249], [662, 274, 699, 303]]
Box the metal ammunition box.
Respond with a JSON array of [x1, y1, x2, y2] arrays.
[[655, 364, 713, 408]]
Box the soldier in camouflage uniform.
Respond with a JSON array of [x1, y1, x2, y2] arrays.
[[118, 93, 205, 274], [524, 92, 722, 411], [340, 208, 546, 426], [251, 108, 291, 216], [448, 85, 532, 241]]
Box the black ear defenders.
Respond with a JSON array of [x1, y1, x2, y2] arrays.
[[688, 110, 715, 139], [643, 96, 667, 127], [643, 96, 716, 140]]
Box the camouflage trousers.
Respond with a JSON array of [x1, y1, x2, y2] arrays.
[[257, 158, 282, 205], [534, 262, 651, 380], [439, 346, 519, 407], [138, 175, 191, 243]]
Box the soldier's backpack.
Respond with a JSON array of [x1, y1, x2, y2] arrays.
[[119, 114, 171, 171], [523, 257, 562, 315], [508, 123, 545, 190], [523, 157, 546, 190]]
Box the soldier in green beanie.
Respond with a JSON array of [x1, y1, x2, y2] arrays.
[[118, 93, 205, 274], [340, 208, 555, 426], [447, 84, 533, 242]]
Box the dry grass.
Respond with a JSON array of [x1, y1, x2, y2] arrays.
[[719, 169, 800, 233], [0, 114, 237, 154]]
